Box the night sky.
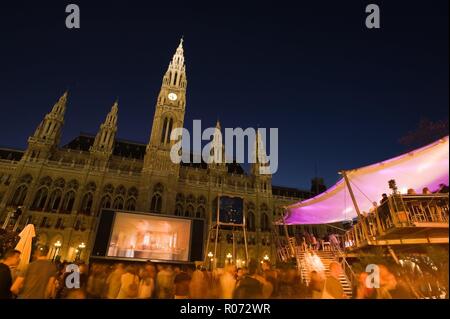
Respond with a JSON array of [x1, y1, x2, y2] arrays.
[[0, 1, 448, 190]]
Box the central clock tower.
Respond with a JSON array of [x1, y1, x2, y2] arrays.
[[143, 38, 187, 173]]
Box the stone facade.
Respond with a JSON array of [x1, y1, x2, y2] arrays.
[[0, 39, 315, 264]]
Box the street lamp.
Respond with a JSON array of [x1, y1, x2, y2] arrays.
[[53, 240, 62, 261], [78, 242, 86, 261], [207, 252, 214, 270], [263, 254, 270, 261], [226, 252, 232, 264]]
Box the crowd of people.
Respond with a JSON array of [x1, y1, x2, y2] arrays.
[[0, 245, 308, 299], [2, 243, 446, 299]]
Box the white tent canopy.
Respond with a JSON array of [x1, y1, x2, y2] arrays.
[[15, 224, 36, 271], [284, 136, 449, 225]]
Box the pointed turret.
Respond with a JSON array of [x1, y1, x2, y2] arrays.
[[25, 92, 68, 161], [162, 37, 187, 89], [208, 120, 226, 167], [251, 129, 270, 176], [90, 100, 118, 156]]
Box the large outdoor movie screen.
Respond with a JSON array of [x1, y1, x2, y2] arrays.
[[107, 212, 192, 262]]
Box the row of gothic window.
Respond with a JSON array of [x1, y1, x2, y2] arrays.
[[7, 175, 273, 228]]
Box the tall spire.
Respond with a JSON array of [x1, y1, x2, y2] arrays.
[[208, 120, 226, 169], [162, 38, 186, 88], [251, 129, 270, 176], [144, 39, 188, 174], [90, 100, 118, 155], [25, 92, 68, 160], [30, 92, 67, 142]]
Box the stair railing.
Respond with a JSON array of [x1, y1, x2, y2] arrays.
[[332, 244, 357, 290]]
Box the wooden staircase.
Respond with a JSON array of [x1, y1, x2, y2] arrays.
[[297, 249, 353, 298]]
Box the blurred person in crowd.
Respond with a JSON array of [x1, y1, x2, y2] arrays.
[[422, 187, 432, 195], [65, 288, 87, 299], [322, 261, 347, 299], [156, 264, 174, 299], [174, 271, 191, 299], [87, 263, 107, 299], [189, 264, 208, 299], [57, 261, 88, 299], [236, 267, 247, 282], [355, 272, 376, 299], [11, 246, 58, 299], [261, 260, 278, 298], [116, 265, 139, 299], [220, 263, 236, 299], [173, 265, 181, 275], [138, 266, 154, 299], [234, 259, 272, 298], [308, 270, 324, 299], [407, 188, 417, 195], [375, 264, 415, 299], [0, 249, 21, 299], [106, 263, 125, 299], [375, 264, 398, 299]]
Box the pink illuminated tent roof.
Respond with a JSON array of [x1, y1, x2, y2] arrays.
[[283, 136, 449, 225]]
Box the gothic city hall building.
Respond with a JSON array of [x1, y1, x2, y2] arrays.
[[0, 40, 314, 263]]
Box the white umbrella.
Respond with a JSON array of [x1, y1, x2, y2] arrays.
[[15, 224, 36, 271]]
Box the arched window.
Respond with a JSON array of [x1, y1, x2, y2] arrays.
[[80, 193, 93, 215], [47, 189, 62, 212], [160, 117, 174, 144], [115, 185, 126, 196], [125, 198, 136, 211], [161, 118, 168, 144], [175, 193, 184, 216], [196, 206, 206, 219], [31, 187, 48, 211], [151, 194, 162, 213], [176, 193, 185, 203], [150, 183, 163, 213], [61, 191, 75, 213], [39, 176, 52, 188], [11, 185, 28, 206], [67, 179, 80, 190], [175, 204, 183, 216], [197, 195, 206, 206], [186, 194, 195, 204], [100, 195, 112, 210], [113, 197, 124, 210], [166, 119, 173, 144], [261, 213, 270, 232], [173, 71, 178, 86], [154, 183, 164, 193], [85, 181, 96, 192], [260, 204, 270, 232], [103, 184, 114, 194], [128, 187, 138, 197], [53, 178, 65, 189], [247, 211, 255, 231], [185, 204, 194, 217]]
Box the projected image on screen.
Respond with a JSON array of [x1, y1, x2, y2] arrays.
[[107, 212, 192, 261]]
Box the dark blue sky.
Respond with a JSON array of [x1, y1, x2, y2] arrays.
[[0, 1, 448, 190]]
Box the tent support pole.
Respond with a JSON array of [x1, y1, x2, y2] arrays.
[[341, 170, 371, 244], [282, 213, 294, 257]]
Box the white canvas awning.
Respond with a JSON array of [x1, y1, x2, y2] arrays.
[[283, 136, 449, 225]]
